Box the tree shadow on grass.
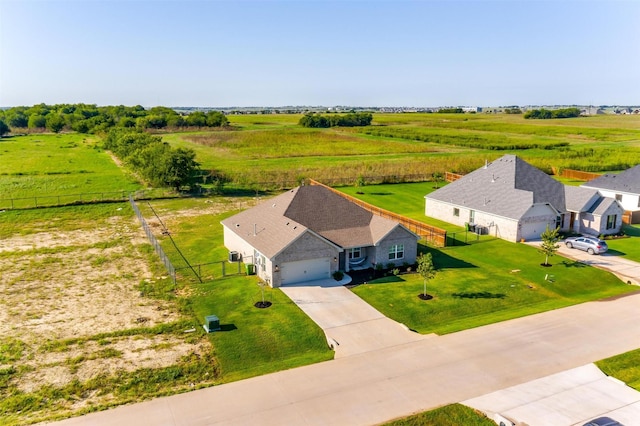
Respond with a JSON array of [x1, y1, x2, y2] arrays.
[[368, 192, 394, 196], [452, 292, 506, 299], [431, 250, 477, 270], [561, 260, 587, 268], [363, 275, 406, 285], [622, 225, 640, 237]]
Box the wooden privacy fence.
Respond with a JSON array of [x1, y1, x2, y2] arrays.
[[445, 171, 463, 182], [309, 179, 447, 247], [553, 168, 601, 181]]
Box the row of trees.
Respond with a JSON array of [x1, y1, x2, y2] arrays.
[[103, 128, 199, 191], [504, 107, 522, 114], [0, 103, 228, 134], [298, 112, 373, 128], [524, 108, 581, 119], [436, 108, 464, 114]]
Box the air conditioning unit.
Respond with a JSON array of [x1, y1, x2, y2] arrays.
[[228, 251, 239, 262], [203, 315, 220, 333]]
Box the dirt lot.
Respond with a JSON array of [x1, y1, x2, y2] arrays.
[[0, 211, 210, 423]]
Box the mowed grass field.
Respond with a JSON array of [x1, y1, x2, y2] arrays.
[[0, 133, 142, 200]]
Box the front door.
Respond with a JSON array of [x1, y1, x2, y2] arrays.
[[569, 212, 576, 231]]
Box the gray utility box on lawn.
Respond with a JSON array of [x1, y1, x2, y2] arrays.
[[204, 315, 221, 333], [228, 251, 239, 262]]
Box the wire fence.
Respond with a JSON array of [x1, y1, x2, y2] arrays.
[[129, 195, 177, 284], [175, 261, 246, 284], [130, 196, 248, 284], [0, 188, 179, 210]]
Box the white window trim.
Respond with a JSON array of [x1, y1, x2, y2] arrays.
[[349, 247, 362, 259], [388, 244, 404, 261]]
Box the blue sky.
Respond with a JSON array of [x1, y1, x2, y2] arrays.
[[1, 0, 639, 107]]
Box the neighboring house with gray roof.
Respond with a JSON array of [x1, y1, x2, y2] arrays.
[[222, 185, 419, 287], [425, 155, 624, 242], [582, 165, 640, 223]]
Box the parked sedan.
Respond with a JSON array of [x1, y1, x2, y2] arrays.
[[565, 236, 608, 255]]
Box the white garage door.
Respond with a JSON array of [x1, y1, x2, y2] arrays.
[[520, 220, 553, 241], [280, 258, 331, 285]]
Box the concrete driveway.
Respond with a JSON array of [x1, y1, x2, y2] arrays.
[[526, 240, 640, 285], [464, 364, 640, 425], [279, 277, 428, 358]]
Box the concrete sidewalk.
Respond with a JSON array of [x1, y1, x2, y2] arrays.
[[464, 364, 640, 425], [280, 277, 428, 358], [51, 291, 640, 426]]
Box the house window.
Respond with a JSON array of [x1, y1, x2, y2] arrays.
[[349, 247, 362, 259], [254, 250, 267, 272], [469, 210, 475, 223], [615, 194, 622, 202], [388, 244, 404, 260], [453, 208, 460, 217], [606, 214, 617, 230]]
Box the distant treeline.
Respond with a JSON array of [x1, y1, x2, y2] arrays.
[[299, 112, 373, 128], [0, 103, 228, 134], [104, 128, 199, 191], [504, 108, 522, 114], [436, 108, 464, 114], [524, 108, 581, 119]]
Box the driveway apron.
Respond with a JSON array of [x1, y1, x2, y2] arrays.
[[279, 278, 428, 358]]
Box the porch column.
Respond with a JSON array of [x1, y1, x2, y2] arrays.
[[345, 249, 350, 273]]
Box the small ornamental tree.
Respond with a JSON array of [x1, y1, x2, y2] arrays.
[[417, 252, 436, 300], [538, 225, 560, 266]]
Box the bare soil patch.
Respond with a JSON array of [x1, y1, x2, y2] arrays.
[[0, 211, 211, 423], [0, 223, 176, 343]]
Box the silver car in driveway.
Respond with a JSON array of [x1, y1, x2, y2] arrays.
[[565, 236, 608, 255]]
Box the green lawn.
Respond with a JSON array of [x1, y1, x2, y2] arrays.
[[140, 199, 334, 382], [383, 404, 495, 426], [188, 276, 333, 382], [606, 224, 640, 262], [353, 239, 637, 335], [336, 181, 464, 231], [0, 133, 141, 200], [597, 348, 640, 392]]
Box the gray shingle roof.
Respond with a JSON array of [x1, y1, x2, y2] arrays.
[[588, 196, 618, 215], [564, 186, 599, 212], [425, 155, 566, 220], [582, 165, 640, 194], [221, 185, 401, 257]]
